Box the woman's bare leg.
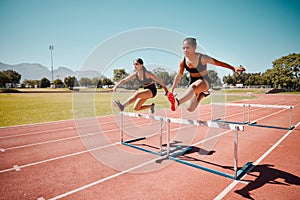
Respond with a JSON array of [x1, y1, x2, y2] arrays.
[[185, 93, 206, 112], [177, 79, 209, 106], [123, 89, 153, 110]]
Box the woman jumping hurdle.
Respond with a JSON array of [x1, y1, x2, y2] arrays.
[[113, 58, 169, 114], [167, 37, 246, 112]]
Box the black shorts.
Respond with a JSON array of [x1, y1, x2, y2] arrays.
[[189, 75, 211, 87], [144, 83, 157, 97]]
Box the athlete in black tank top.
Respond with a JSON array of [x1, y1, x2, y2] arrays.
[[168, 37, 245, 112], [113, 58, 169, 113], [183, 56, 211, 86]]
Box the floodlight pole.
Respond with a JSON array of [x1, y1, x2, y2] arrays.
[[49, 45, 54, 83]]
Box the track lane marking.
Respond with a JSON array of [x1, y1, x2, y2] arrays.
[[0, 123, 194, 173], [214, 122, 299, 200], [0, 118, 128, 139], [49, 157, 160, 200], [0, 142, 121, 173], [0, 119, 166, 151]]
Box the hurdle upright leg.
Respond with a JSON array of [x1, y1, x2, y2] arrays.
[[247, 104, 251, 123], [290, 106, 294, 129], [120, 112, 123, 142], [242, 104, 245, 123], [159, 118, 163, 154], [234, 126, 238, 179], [166, 119, 170, 157]]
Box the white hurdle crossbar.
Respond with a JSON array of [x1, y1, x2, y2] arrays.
[[212, 103, 294, 129], [120, 112, 245, 179]]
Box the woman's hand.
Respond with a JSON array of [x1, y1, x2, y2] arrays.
[[234, 65, 246, 74]]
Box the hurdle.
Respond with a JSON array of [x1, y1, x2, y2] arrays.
[[212, 103, 295, 130], [120, 112, 251, 180], [120, 112, 183, 156]]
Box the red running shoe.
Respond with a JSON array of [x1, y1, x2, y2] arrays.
[[167, 92, 177, 111]]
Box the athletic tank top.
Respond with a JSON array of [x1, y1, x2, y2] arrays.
[[183, 54, 207, 74], [136, 69, 153, 86]]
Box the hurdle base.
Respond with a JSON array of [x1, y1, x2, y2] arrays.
[[248, 123, 293, 130], [122, 139, 183, 156], [169, 155, 253, 180], [124, 137, 147, 144], [169, 146, 193, 157], [249, 121, 257, 125], [236, 162, 254, 180]]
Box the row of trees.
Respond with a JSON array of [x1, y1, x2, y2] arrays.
[[22, 76, 114, 89], [1, 53, 299, 90], [0, 70, 115, 89], [223, 53, 299, 89]]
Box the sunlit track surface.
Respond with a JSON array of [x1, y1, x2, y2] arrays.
[[0, 94, 299, 200]]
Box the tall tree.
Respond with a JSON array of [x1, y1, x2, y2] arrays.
[[40, 77, 50, 88], [113, 69, 128, 83], [271, 53, 299, 89], [102, 78, 114, 86], [208, 70, 222, 87], [92, 77, 102, 88], [3, 70, 22, 84], [54, 79, 64, 87], [79, 78, 92, 87], [0, 72, 11, 87], [64, 76, 77, 88], [153, 67, 172, 87], [245, 73, 262, 86]]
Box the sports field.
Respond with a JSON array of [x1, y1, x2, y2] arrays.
[[0, 89, 257, 127]]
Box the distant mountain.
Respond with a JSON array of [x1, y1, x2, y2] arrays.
[[0, 62, 105, 81]]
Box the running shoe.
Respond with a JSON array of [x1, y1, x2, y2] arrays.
[[201, 90, 210, 97], [167, 92, 177, 111], [150, 103, 155, 114], [113, 100, 124, 111]]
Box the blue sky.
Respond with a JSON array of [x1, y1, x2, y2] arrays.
[[1, 0, 299, 78]]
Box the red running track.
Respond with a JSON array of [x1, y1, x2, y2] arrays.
[[0, 94, 299, 200]]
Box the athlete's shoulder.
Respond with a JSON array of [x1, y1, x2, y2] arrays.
[[179, 58, 185, 67]]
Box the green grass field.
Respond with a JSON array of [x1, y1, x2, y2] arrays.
[[0, 89, 258, 127]]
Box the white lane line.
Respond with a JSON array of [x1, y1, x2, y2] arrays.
[[1, 119, 163, 152], [47, 123, 232, 199], [0, 127, 74, 139], [0, 142, 120, 173], [0, 114, 116, 129], [214, 121, 300, 200], [252, 122, 300, 165], [49, 157, 160, 200], [0, 123, 193, 173], [13, 165, 21, 171], [0, 118, 123, 139], [1, 99, 292, 167], [252, 102, 300, 122], [0, 108, 211, 151], [47, 117, 247, 199]]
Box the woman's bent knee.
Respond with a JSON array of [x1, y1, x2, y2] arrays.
[[186, 106, 197, 112], [133, 105, 141, 111]]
